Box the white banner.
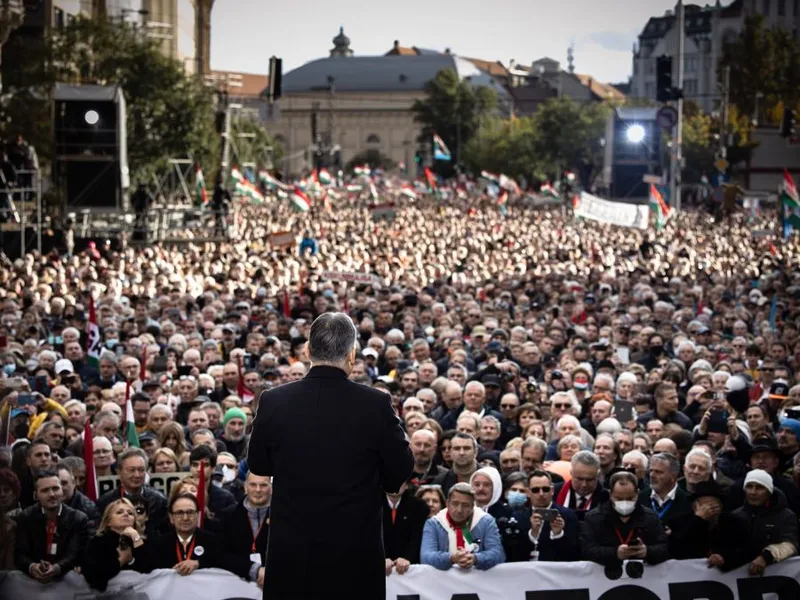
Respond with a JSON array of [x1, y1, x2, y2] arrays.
[[3, 559, 800, 600], [576, 192, 650, 229]]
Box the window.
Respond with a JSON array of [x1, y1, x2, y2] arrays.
[[366, 134, 381, 145], [779, 0, 786, 15], [685, 55, 698, 72], [684, 80, 698, 96], [645, 82, 656, 98], [763, 0, 771, 15]]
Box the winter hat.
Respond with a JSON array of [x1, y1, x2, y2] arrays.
[[223, 407, 247, 428], [470, 466, 503, 509], [779, 418, 800, 440], [744, 469, 774, 495]]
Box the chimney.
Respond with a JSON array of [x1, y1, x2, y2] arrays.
[[445, 48, 451, 55], [509, 58, 515, 68], [394, 40, 399, 49]]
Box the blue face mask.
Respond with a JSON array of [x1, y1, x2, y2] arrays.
[[2, 364, 15, 375], [105, 339, 118, 349], [507, 490, 527, 509], [48, 336, 64, 346]]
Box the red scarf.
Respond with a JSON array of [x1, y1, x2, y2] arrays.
[[445, 511, 472, 549]]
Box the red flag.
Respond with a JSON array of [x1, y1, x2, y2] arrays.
[[237, 354, 253, 403], [140, 345, 147, 382], [83, 421, 98, 501], [424, 167, 437, 192], [769, 242, 778, 256], [197, 461, 206, 529], [283, 289, 291, 318]]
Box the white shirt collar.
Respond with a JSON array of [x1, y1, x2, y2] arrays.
[[40, 504, 63, 517], [177, 533, 194, 545], [386, 496, 402, 509], [651, 484, 677, 506]]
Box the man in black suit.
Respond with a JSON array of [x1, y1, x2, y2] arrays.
[[219, 472, 271, 587], [638, 452, 692, 531], [553, 451, 609, 520], [383, 481, 429, 575], [248, 312, 413, 600]]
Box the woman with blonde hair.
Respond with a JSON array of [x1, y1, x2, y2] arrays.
[[81, 498, 149, 590], [158, 421, 190, 468], [150, 447, 180, 474]]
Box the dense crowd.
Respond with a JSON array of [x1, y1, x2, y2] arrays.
[[0, 193, 799, 593]]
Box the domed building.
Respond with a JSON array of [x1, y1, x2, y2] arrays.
[[269, 27, 512, 174]]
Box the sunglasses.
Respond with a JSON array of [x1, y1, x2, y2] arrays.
[[553, 403, 572, 409], [500, 404, 517, 409], [529, 487, 551, 494]]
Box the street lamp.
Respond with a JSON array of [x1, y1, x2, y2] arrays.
[[625, 124, 646, 144]]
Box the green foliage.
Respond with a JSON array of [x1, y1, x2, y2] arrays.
[[231, 117, 284, 169], [719, 15, 800, 125], [411, 68, 497, 170], [345, 149, 395, 171], [462, 97, 609, 187], [0, 16, 219, 184]]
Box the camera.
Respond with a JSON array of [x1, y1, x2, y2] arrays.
[[551, 371, 563, 380], [526, 378, 539, 394]]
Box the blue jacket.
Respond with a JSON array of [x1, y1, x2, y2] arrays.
[[420, 508, 505, 570]]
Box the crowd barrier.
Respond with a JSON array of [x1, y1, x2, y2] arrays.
[[2, 559, 799, 599]]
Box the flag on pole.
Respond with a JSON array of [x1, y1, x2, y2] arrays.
[[649, 184, 672, 231], [86, 296, 101, 369], [400, 184, 417, 200], [230, 166, 265, 204], [140, 345, 147, 382], [480, 171, 500, 184], [283, 289, 291, 318], [318, 168, 333, 185], [124, 380, 139, 448], [237, 354, 254, 403], [82, 421, 98, 501], [194, 166, 208, 206], [540, 182, 559, 198], [424, 167, 438, 197], [780, 169, 800, 238], [433, 133, 452, 161], [291, 187, 312, 212], [197, 461, 206, 529], [354, 165, 371, 177]]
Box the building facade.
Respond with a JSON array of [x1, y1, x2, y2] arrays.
[[631, 0, 799, 113]]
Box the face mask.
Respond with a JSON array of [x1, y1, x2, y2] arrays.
[[613, 500, 636, 516], [221, 465, 236, 484], [574, 381, 589, 391], [427, 336, 435, 345], [323, 290, 334, 299], [507, 490, 527, 509], [106, 339, 118, 349], [212, 480, 222, 488], [48, 336, 64, 346], [3, 364, 15, 375]]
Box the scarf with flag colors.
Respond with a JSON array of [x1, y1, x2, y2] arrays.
[[86, 296, 102, 369], [124, 380, 139, 448], [649, 184, 672, 230], [230, 167, 265, 204], [194, 166, 208, 206], [433, 133, 451, 161], [82, 421, 98, 501], [291, 187, 312, 212], [781, 169, 800, 239]]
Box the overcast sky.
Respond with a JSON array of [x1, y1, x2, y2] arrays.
[[210, 0, 682, 83]]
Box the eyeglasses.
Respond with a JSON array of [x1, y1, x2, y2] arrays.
[[172, 510, 198, 518], [553, 403, 572, 409], [529, 487, 551, 494]]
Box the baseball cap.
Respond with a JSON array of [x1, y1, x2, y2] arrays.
[[362, 348, 379, 359], [55, 359, 74, 374]]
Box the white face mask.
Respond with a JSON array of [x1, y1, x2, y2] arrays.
[[613, 500, 636, 516]]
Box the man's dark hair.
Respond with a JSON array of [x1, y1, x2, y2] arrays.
[[33, 468, 60, 487], [27, 440, 50, 456], [131, 392, 151, 404], [654, 383, 675, 401], [308, 312, 356, 364], [189, 444, 218, 468], [527, 469, 553, 485], [609, 471, 638, 492], [169, 491, 199, 513]]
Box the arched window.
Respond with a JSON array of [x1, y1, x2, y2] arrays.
[[366, 134, 381, 145]]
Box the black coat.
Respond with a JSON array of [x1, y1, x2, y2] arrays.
[[553, 481, 609, 520], [497, 503, 580, 562], [668, 511, 747, 561], [218, 501, 270, 580], [65, 490, 100, 536], [247, 366, 413, 600], [580, 502, 669, 568], [637, 486, 693, 532], [207, 484, 237, 517], [81, 531, 150, 591], [14, 503, 89, 576], [382, 492, 429, 564], [727, 473, 800, 515], [96, 486, 168, 540], [148, 528, 220, 570]]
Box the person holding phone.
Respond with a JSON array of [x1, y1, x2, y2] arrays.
[[580, 471, 669, 568], [81, 498, 149, 591]]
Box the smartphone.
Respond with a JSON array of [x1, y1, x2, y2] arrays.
[[615, 400, 635, 423], [151, 356, 168, 373], [533, 508, 558, 522], [177, 365, 192, 378], [61, 374, 75, 385], [5, 377, 24, 390], [17, 393, 36, 406], [628, 537, 641, 546]]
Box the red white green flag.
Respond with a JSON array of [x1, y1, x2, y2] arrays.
[[86, 296, 101, 369], [195, 166, 208, 206]]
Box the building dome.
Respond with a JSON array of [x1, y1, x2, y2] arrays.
[[330, 26, 353, 57]]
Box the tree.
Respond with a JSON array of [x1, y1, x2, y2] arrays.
[[0, 16, 218, 184], [412, 68, 497, 171], [231, 117, 283, 169]]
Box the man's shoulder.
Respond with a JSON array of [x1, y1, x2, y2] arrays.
[[220, 501, 244, 519], [143, 486, 167, 502], [555, 504, 578, 521], [62, 504, 88, 525]]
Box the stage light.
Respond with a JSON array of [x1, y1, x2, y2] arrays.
[[84, 110, 100, 126], [625, 124, 645, 144]]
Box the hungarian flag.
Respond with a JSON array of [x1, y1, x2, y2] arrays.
[[258, 170, 289, 191], [480, 171, 500, 184], [780, 169, 800, 238], [540, 182, 559, 198], [433, 133, 451, 161], [400, 184, 417, 200], [649, 184, 672, 231], [497, 190, 508, 206], [230, 166, 265, 204], [291, 187, 312, 212], [124, 380, 139, 448], [82, 421, 98, 501], [424, 167, 438, 196], [318, 168, 333, 185], [498, 174, 521, 196], [86, 296, 102, 369], [354, 165, 371, 177], [195, 166, 208, 206]]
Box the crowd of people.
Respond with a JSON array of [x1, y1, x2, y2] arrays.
[[0, 190, 799, 593]]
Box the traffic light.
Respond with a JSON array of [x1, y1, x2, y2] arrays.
[[656, 56, 673, 103], [781, 107, 796, 138]]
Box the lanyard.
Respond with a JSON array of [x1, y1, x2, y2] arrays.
[[176, 536, 197, 563], [251, 519, 266, 553], [651, 498, 672, 520], [45, 519, 57, 557], [614, 526, 635, 546]]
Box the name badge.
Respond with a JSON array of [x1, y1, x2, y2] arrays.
[[250, 552, 262, 565], [194, 546, 204, 557], [49, 543, 57, 555]]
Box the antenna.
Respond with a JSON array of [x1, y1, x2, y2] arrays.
[[567, 42, 575, 74]]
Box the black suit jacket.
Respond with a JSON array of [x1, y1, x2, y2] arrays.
[[148, 528, 219, 570], [382, 492, 429, 563], [247, 366, 413, 600], [637, 485, 693, 531], [512, 504, 580, 562], [553, 481, 609, 520], [218, 501, 270, 579], [96, 485, 168, 540], [14, 503, 89, 576]]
